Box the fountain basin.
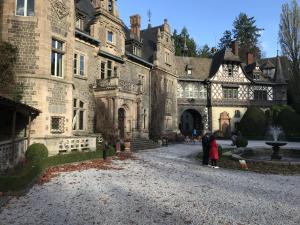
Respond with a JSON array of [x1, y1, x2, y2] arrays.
[[265, 142, 287, 147], [232, 148, 300, 166]]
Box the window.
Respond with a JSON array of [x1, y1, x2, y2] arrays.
[[51, 39, 64, 77], [51, 117, 64, 133], [223, 87, 238, 99], [114, 66, 118, 77], [76, 15, 84, 30], [101, 62, 106, 79], [107, 31, 113, 43], [73, 53, 85, 77], [165, 52, 170, 64], [79, 55, 85, 76], [187, 69, 192, 75], [254, 90, 268, 101], [73, 54, 78, 75], [253, 72, 260, 80], [133, 46, 141, 57], [107, 60, 112, 78], [73, 99, 85, 131], [16, 0, 35, 16], [108, 0, 113, 13]]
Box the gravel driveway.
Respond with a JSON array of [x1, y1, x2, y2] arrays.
[[0, 144, 299, 225]]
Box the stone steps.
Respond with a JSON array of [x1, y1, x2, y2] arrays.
[[131, 138, 161, 151]]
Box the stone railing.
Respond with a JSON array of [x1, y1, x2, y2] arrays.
[[58, 137, 97, 153], [119, 79, 138, 93], [0, 138, 27, 173], [95, 78, 139, 94]]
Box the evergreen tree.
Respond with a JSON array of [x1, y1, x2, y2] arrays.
[[173, 27, 198, 57], [218, 30, 233, 49], [198, 44, 213, 58], [233, 13, 263, 61]]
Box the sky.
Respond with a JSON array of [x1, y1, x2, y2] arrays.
[[118, 0, 293, 57]]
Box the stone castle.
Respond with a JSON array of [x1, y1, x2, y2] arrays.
[[0, 0, 288, 154]]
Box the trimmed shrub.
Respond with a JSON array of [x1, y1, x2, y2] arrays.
[[239, 106, 267, 137], [276, 108, 300, 137], [236, 136, 248, 147], [25, 143, 48, 164]]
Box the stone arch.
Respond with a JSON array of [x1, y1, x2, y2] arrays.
[[179, 109, 203, 137]]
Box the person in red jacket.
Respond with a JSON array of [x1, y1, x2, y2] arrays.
[[209, 135, 219, 168]]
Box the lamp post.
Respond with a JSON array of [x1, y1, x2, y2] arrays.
[[204, 79, 212, 132]]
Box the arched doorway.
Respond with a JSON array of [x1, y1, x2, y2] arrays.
[[180, 109, 203, 136], [118, 108, 125, 139]]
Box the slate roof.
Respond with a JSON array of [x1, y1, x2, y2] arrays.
[[75, 0, 96, 32], [175, 56, 212, 80]]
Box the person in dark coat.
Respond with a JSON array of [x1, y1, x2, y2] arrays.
[[201, 132, 210, 165]]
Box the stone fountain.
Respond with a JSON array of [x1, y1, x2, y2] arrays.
[[265, 126, 287, 160]]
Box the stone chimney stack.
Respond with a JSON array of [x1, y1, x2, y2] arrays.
[[231, 41, 239, 56], [247, 52, 254, 65], [130, 14, 141, 39]]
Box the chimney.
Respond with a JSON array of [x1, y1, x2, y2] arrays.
[[247, 52, 254, 65], [130, 14, 141, 39], [231, 40, 239, 56]]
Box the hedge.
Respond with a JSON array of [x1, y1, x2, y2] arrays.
[[0, 146, 115, 192], [276, 108, 300, 137], [239, 106, 267, 137]]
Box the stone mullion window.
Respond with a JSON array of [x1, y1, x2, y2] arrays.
[[73, 53, 85, 77], [100, 62, 106, 79], [16, 0, 35, 17], [107, 61, 112, 78], [73, 99, 85, 131], [51, 39, 64, 78]]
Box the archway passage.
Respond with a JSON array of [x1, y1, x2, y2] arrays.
[[180, 109, 203, 137], [118, 108, 125, 139]]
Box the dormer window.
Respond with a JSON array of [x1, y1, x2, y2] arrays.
[[133, 45, 141, 57], [108, 0, 113, 13], [263, 68, 275, 79], [76, 14, 84, 30]]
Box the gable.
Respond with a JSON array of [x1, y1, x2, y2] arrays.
[[210, 63, 251, 83]]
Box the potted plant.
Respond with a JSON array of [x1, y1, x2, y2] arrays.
[[124, 138, 131, 152]]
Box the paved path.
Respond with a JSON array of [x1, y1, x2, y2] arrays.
[[0, 145, 300, 225]]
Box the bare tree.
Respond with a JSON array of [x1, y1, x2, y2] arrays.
[[279, 0, 300, 111], [95, 99, 118, 144]]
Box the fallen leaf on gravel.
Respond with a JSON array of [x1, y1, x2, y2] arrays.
[[38, 159, 123, 185]]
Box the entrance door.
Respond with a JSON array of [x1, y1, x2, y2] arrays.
[[118, 108, 125, 139]]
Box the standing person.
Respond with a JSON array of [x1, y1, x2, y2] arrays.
[[209, 135, 219, 168], [103, 141, 109, 161], [201, 132, 210, 166]]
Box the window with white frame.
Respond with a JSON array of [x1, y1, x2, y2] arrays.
[[73, 99, 85, 131], [73, 53, 85, 77], [51, 39, 64, 77], [51, 117, 64, 133], [223, 87, 238, 99], [107, 31, 113, 43], [76, 14, 84, 30], [100, 62, 106, 79], [16, 0, 35, 16], [107, 60, 112, 78]]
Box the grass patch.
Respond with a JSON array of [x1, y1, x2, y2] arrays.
[[0, 147, 115, 192]]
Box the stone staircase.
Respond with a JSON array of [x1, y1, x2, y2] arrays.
[[131, 138, 161, 151]]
